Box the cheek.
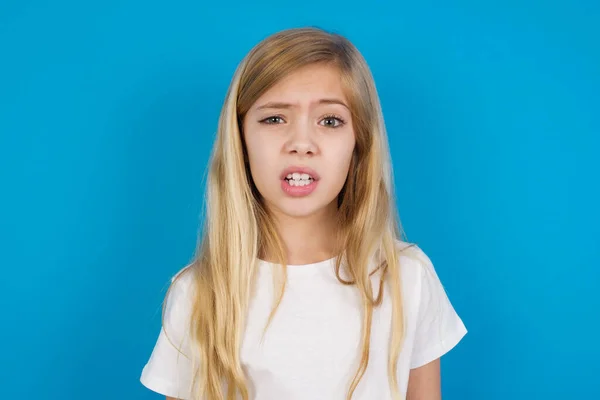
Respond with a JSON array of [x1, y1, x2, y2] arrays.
[[336, 135, 356, 173], [323, 136, 356, 190], [244, 133, 278, 185]]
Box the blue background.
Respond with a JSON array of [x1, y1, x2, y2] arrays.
[[1, 1, 598, 399]]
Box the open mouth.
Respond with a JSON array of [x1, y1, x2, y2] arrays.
[[284, 173, 315, 187]]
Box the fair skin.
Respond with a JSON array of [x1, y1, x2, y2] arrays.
[[407, 359, 442, 400], [243, 63, 354, 265], [166, 63, 442, 399]]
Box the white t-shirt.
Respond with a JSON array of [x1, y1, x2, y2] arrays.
[[140, 242, 467, 399]]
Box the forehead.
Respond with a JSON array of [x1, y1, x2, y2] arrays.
[[253, 64, 348, 106]]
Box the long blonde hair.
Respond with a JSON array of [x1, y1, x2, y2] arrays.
[[170, 27, 412, 399]]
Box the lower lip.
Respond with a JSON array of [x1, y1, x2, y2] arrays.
[[281, 179, 318, 197]]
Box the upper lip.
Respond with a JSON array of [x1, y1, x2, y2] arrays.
[[280, 166, 320, 180]]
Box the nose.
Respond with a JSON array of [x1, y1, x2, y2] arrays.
[[284, 121, 317, 156]]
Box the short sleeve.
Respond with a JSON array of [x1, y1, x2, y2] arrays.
[[409, 247, 467, 369], [140, 267, 196, 399]]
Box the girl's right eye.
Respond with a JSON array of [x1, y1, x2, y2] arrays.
[[260, 116, 285, 124]]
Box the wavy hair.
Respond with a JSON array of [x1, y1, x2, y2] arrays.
[[167, 27, 413, 400]]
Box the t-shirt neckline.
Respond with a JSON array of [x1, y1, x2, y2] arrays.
[[258, 255, 338, 275]]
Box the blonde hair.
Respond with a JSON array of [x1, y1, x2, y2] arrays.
[[168, 27, 413, 400]]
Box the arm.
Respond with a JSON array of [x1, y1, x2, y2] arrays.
[[140, 268, 196, 400], [406, 358, 441, 400], [405, 246, 467, 399]]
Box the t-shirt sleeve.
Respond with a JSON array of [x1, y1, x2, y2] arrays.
[[140, 267, 196, 399], [409, 247, 467, 369]]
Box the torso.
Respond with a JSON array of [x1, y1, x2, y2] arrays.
[[240, 254, 421, 399]]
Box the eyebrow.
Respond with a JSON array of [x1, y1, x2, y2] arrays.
[[255, 98, 350, 111]]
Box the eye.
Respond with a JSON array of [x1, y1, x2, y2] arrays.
[[319, 114, 346, 128], [259, 116, 286, 124]]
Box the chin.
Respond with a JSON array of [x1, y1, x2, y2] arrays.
[[276, 203, 323, 219], [269, 195, 338, 220]]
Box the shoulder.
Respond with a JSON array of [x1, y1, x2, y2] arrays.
[[170, 264, 196, 295], [162, 264, 197, 330], [395, 239, 432, 264], [393, 239, 436, 284], [391, 239, 451, 309]]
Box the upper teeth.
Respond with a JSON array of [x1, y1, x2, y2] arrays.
[[286, 173, 313, 186], [287, 173, 312, 180]]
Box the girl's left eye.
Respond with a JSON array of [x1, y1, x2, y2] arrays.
[[319, 115, 345, 128]]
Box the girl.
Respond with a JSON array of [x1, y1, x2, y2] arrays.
[[140, 27, 467, 400]]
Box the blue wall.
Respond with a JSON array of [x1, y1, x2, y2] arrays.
[[1, 1, 598, 399]]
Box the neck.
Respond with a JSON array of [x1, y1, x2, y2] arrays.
[[264, 203, 339, 265]]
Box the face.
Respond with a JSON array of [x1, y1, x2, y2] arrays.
[[242, 63, 356, 220]]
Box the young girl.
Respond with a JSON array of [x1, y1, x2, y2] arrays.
[[140, 27, 467, 400]]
